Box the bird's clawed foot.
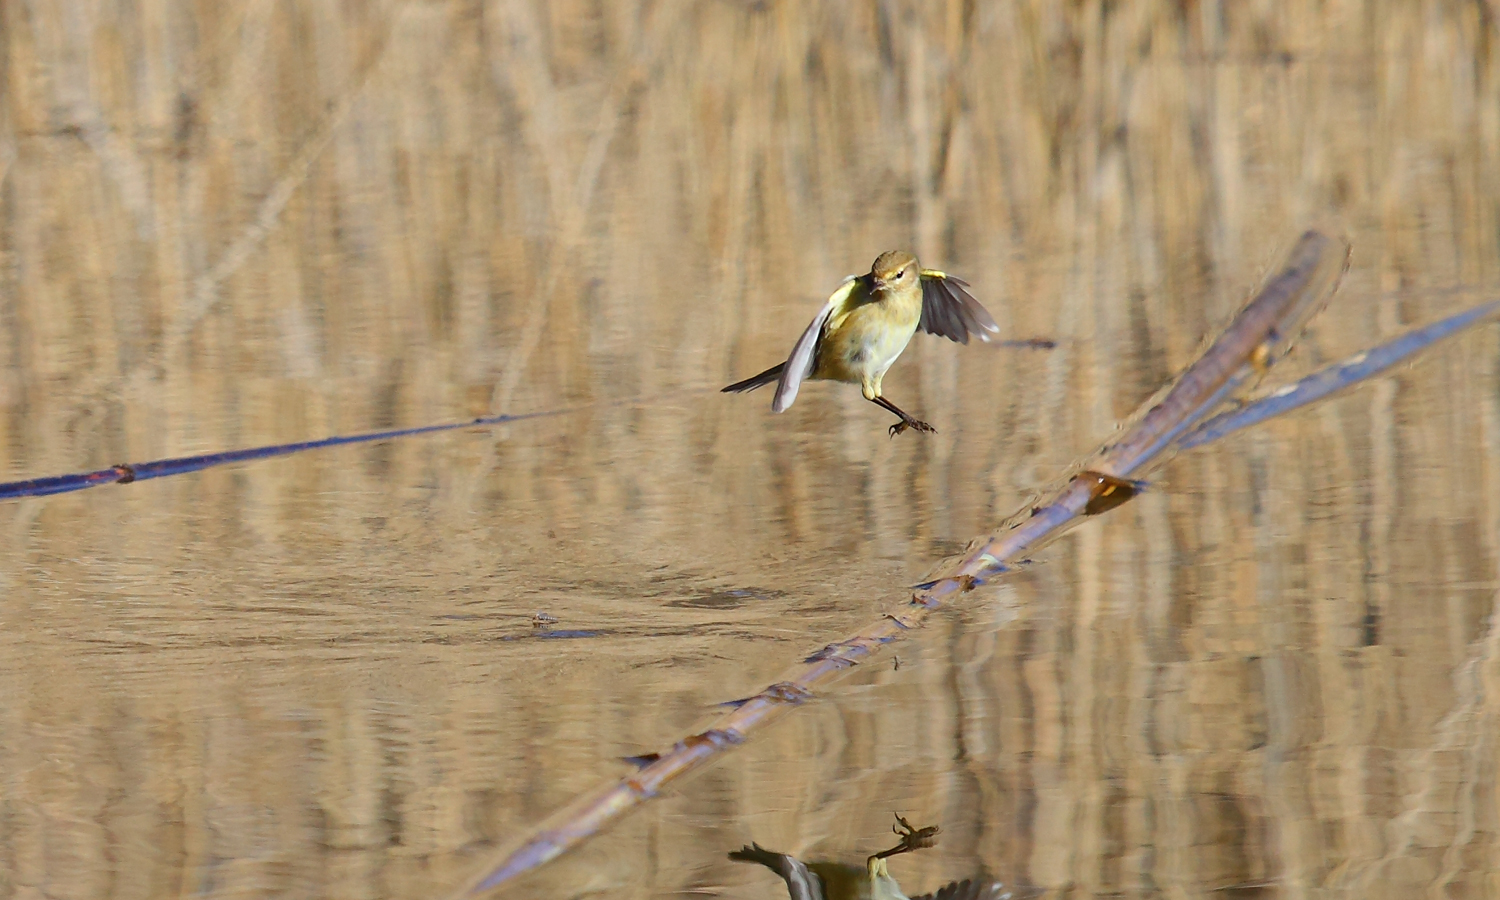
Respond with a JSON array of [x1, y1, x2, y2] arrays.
[[888, 418, 937, 438], [871, 814, 941, 860], [872, 396, 935, 438]]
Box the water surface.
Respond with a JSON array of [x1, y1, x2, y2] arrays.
[[2, 3, 1499, 898]]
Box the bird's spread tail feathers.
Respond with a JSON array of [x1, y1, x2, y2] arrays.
[[721, 362, 785, 394]]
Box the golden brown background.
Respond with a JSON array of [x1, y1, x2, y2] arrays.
[[2, 1, 1499, 898]]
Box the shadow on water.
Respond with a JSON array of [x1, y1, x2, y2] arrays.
[[2, 3, 1500, 899]]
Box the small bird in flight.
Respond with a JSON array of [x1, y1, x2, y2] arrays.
[[722, 251, 1008, 437]]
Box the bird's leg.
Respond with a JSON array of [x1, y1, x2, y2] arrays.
[[869, 814, 940, 862], [871, 395, 936, 438]]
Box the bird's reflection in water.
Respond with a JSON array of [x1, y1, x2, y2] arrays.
[[729, 815, 1011, 900]]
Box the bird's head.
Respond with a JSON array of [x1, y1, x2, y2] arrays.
[[870, 251, 919, 293]]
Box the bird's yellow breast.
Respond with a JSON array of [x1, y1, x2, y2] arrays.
[[812, 286, 922, 385]]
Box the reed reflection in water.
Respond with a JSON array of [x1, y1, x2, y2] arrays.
[[1, 2, 1499, 899]]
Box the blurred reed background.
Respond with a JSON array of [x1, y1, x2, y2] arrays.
[[1, 1, 1499, 898]]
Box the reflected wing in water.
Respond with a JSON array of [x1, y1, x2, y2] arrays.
[[729, 843, 825, 900], [912, 879, 1014, 900]]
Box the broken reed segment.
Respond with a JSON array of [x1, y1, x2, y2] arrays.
[[0, 393, 695, 502], [1089, 229, 1349, 478], [446, 230, 1353, 897], [1176, 298, 1500, 450], [0, 414, 536, 501]]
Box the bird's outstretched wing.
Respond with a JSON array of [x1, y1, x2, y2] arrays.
[[912, 878, 1014, 900], [728, 844, 823, 900], [773, 276, 858, 413], [918, 270, 1000, 344]]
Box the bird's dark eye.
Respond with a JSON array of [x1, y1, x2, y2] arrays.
[[895, 268, 905, 278]]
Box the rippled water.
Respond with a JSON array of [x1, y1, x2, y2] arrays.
[[2, 3, 1499, 899]]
